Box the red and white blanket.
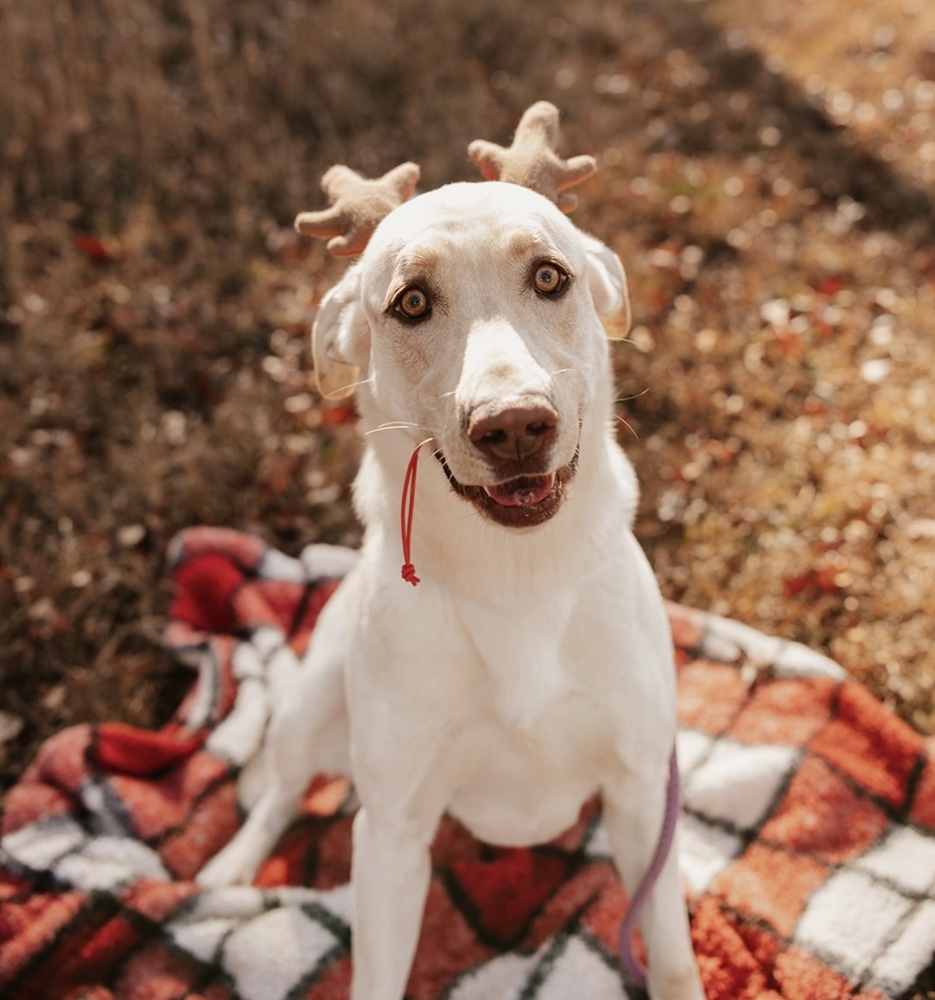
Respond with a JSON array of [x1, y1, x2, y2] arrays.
[[2, 526, 934, 999]]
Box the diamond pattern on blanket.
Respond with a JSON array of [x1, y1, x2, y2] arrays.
[[444, 950, 537, 999], [222, 905, 347, 1000], [760, 755, 889, 863], [855, 826, 935, 895], [728, 675, 837, 747], [1, 529, 933, 1000], [676, 660, 750, 735], [677, 813, 743, 896], [676, 728, 714, 774], [532, 934, 627, 999], [811, 684, 923, 810], [869, 900, 935, 995], [682, 740, 799, 831], [794, 869, 915, 981], [713, 843, 828, 938]]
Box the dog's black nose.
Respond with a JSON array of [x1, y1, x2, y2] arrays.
[[468, 403, 558, 462]]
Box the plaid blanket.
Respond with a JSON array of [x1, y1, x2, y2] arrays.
[[2, 526, 934, 1000]]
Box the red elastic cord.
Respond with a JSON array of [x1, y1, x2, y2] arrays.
[[400, 442, 423, 586]]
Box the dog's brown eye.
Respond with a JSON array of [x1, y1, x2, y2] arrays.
[[533, 262, 568, 296], [394, 286, 431, 320]]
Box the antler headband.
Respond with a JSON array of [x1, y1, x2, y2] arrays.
[[294, 101, 596, 258], [294, 162, 421, 258], [467, 100, 596, 213]]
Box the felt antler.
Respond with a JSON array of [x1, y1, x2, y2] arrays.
[[468, 101, 597, 213], [294, 161, 421, 258]]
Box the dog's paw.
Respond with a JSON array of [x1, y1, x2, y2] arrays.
[[195, 848, 258, 889], [647, 966, 706, 1000]]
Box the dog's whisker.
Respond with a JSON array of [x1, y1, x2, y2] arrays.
[[550, 367, 585, 384], [614, 413, 640, 442], [325, 376, 374, 395], [615, 387, 650, 404], [617, 337, 649, 355], [364, 422, 423, 437]]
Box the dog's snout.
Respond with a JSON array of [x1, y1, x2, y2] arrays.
[[468, 402, 558, 462]]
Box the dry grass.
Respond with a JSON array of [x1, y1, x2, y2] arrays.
[[2, 0, 935, 807]]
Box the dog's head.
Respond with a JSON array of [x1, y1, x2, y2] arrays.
[[312, 181, 628, 528]]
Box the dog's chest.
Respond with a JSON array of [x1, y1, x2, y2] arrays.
[[445, 599, 617, 845], [446, 702, 610, 847], [439, 591, 634, 845], [457, 598, 581, 732]]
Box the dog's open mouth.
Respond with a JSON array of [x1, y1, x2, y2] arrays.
[[484, 474, 555, 508], [436, 454, 578, 528]]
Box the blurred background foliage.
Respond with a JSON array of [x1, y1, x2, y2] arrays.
[[2, 0, 935, 795]]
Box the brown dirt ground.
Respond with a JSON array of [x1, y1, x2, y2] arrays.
[[2, 0, 935, 817]]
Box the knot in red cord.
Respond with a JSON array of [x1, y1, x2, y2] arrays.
[[400, 441, 426, 587]]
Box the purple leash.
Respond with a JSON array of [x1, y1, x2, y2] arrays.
[[617, 745, 681, 990]]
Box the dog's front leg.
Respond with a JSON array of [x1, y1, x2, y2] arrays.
[[603, 771, 704, 1000], [350, 807, 435, 1000], [198, 576, 356, 887], [197, 653, 348, 886]]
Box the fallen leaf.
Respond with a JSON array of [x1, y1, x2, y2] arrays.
[[118, 524, 147, 548], [73, 233, 114, 264], [0, 711, 24, 745], [782, 565, 845, 598], [321, 403, 357, 426]]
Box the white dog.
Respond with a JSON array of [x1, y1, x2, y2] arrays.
[[198, 180, 703, 1000]]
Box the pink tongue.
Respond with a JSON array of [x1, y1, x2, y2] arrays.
[[485, 474, 554, 508]]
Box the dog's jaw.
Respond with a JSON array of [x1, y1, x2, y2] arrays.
[[434, 447, 579, 528]]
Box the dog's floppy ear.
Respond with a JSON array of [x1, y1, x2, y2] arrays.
[[312, 263, 371, 399], [582, 233, 631, 337]]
